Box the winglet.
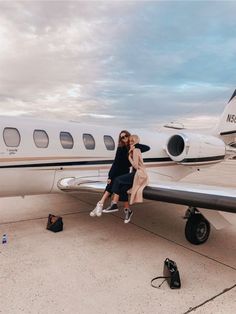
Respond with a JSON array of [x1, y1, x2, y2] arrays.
[[228, 89, 236, 103]]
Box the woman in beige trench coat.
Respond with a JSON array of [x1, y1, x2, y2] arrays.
[[129, 135, 149, 205]]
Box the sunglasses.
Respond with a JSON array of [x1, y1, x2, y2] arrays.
[[121, 135, 128, 140]]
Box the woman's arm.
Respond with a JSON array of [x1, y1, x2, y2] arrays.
[[128, 148, 140, 170], [135, 143, 150, 153]]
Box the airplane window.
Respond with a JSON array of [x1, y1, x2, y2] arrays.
[[3, 127, 21, 147], [104, 135, 115, 150], [83, 133, 95, 150], [60, 132, 74, 149], [33, 130, 49, 148]]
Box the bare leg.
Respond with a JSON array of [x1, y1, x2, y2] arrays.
[[100, 191, 111, 204], [112, 193, 119, 203], [124, 201, 129, 209]]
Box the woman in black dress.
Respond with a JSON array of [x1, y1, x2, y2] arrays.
[[90, 131, 150, 217], [90, 130, 131, 217]]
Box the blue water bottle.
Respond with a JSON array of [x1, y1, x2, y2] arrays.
[[2, 234, 7, 244]]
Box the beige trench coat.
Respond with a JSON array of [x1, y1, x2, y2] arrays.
[[128, 148, 149, 205]]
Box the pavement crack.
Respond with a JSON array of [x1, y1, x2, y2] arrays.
[[183, 284, 236, 313]]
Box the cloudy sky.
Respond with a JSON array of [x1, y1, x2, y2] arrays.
[[0, 0, 236, 129]]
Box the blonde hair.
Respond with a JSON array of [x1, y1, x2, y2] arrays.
[[130, 134, 140, 145]]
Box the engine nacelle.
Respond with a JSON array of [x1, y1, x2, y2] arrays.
[[166, 133, 225, 164]]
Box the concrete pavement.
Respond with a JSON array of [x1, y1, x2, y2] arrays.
[[0, 161, 236, 313]]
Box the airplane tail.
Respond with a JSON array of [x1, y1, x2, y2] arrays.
[[216, 89, 236, 137], [216, 89, 236, 153]]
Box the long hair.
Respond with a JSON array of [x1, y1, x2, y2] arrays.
[[118, 130, 131, 147]]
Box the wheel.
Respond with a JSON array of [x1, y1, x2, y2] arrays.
[[185, 214, 210, 245]]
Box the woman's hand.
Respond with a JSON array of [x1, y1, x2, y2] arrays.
[[129, 144, 135, 154], [107, 179, 111, 184]]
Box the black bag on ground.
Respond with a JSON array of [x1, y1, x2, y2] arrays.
[[163, 258, 181, 289], [47, 214, 63, 232], [151, 258, 181, 289]]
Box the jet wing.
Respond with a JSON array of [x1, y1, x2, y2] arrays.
[[143, 181, 236, 214], [58, 177, 236, 214]]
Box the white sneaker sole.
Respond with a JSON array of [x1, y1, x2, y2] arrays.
[[102, 208, 119, 213]]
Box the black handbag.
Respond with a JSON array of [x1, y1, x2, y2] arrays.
[[46, 214, 63, 233], [151, 258, 181, 289]]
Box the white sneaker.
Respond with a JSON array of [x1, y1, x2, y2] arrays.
[[95, 202, 103, 217], [89, 202, 103, 217]]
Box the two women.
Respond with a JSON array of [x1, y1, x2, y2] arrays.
[[90, 131, 149, 221], [103, 134, 149, 223], [90, 130, 131, 217]]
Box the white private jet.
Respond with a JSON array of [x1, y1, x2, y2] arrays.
[[1, 90, 236, 245]]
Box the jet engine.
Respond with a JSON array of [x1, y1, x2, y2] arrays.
[[166, 133, 226, 164]]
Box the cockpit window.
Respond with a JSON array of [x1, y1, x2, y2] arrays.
[[104, 135, 115, 150], [60, 132, 74, 149], [83, 133, 95, 150], [3, 127, 21, 147], [33, 130, 49, 148]]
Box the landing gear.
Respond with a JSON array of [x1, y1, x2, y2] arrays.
[[184, 207, 211, 245]]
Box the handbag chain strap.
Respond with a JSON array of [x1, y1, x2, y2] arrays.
[[151, 276, 170, 288]]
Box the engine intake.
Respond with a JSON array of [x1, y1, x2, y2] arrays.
[[167, 135, 185, 157], [166, 133, 225, 164]]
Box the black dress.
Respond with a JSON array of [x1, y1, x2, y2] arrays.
[[105, 144, 150, 202], [111, 170, 136, 202], [105, 146, 131, 201]]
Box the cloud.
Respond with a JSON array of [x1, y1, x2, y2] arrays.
[[0, 1, 236, 129]]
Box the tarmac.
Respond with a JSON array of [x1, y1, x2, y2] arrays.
[[0, 160, 236, 314]]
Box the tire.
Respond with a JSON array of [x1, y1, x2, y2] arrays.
[[185, 214, 210, 245]]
